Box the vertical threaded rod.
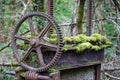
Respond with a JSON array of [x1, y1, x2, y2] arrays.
[[86, 0, 92, 36]]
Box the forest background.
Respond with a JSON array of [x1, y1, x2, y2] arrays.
[[0, 0, 120, 80]]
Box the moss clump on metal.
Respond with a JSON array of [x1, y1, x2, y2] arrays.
[[18, 33, 112, 52], [47, 67, 58, 73], [47, 33, 112, 52]]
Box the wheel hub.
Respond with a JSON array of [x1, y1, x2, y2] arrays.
[[30, 39, 40, 47]]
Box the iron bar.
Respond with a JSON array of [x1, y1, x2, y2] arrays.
[[86, 0, 92, 36], [0, 62, 19, 66], [5, 71, 16, 76], [48, 0, 53, 16]]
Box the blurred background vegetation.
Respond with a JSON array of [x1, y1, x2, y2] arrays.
[[0, 0, 120, 80]]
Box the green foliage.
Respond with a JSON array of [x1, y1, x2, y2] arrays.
[[32, 0, 45, 12], [54, 0, 74, 23], [26, 35, 32, 39], [0, 66, 14, 80], [17, 41, 29, 51]]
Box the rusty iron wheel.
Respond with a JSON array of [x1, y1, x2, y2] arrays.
[[12, 12, 63, 72]]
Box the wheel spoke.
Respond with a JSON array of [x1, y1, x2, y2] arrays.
[[21, 46, 33, 61], [15, 35, 30, 43], [39, 42, 57, 51], [28, 16, 35, 35], [37, 22, 52, 40], [36, 46, 46, 67]]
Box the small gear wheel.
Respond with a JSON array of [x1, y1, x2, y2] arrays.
[[12, 12, 63, 72]]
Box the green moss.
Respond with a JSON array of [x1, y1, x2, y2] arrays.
[[20, 72, 25, 77], [48, 67, 57, 73], [77, 34, 88, 41], [71, 36, 81, 43], [15, 67, 22, 72], [90, 33, 112, 45], [105, 42, 112, 45], [24, 52, 40, 68], [62, 45, 73, 51], [87, 36, 97, 42], [50, 34, 57, 38], [45, 33, 112, 52], [26, 35, 31, 39], [48, 38, 58, 44], [17, 41, 29, 51], [17, 41, 24, 46], [11, 61, 19, 65], [72, 34, 87, 43], [100, 45, 108, 49], [75, 42, 92, 52], [91, 46, 101, 51], [63, 37, 73, 43]]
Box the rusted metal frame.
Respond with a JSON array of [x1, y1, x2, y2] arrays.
[[21, 46, 33, 61], [86, 0, 92, 36], [36, 46, 46, 67], [24, 71, 60, 80], [47, 0, 54, 34], [28, 16, 35, 36], [94, 64, 101, 80], [37, 22, 52, 39], [12, 12, 63, 72], [0, 62, 19, 66], [48, 0, 54, 17], [15, 35, 30, 43], [25, 71, 49, 80], [5, 71, 16, 76]]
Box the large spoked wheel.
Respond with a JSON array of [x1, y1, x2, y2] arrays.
[[12, 12, 63, 72]]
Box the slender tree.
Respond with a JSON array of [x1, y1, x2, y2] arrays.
[[72, 0, 86, 35], [76, 0, 86, 34]]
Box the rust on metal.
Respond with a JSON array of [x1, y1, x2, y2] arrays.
[[24, 71, 61, 80], [47, 0, 54, 34], [48, 0, 54, 16], [12, 12, 63, 72], [86, 0, 92, 36], [44, 49, 104, 70], [10, 0, 104, 80], [25, 71, 50, 80], [94, 64, 101, 80], [50, 71, 60, 80]]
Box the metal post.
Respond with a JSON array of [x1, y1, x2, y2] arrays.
[[86, 0, 92, 36], [48, 0, 53, 16], [47, 0, 54, 35], [94, 64, 101, 80]]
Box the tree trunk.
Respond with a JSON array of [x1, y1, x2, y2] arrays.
[[0, 0, 5, 43], [76, 0, 86, 34], [72, 0, 86, 35]]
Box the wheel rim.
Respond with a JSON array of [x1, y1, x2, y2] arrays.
[[12, 12, 63, 72]]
